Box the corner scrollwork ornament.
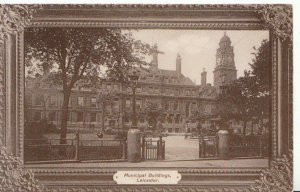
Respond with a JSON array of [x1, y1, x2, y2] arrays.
[[0, 4, 36, 43], [258, 4, 292, 42], [0, 147, 43, 192], [249, 150, 292, 192]]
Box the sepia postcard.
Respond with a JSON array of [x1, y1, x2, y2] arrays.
[[0, 4, 293, 192]]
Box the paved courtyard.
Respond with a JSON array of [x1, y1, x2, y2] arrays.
[[164, 135, 199, 161]]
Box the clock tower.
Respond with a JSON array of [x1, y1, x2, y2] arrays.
[[213, 32, 237, 88]]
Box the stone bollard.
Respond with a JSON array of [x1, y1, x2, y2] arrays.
[[217, 130, 230, 160], [127, 128, 141, 163]]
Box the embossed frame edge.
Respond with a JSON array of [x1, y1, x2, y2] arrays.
[[0, 4, 293, 191]]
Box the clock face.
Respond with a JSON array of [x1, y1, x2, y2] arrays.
[[227, 56, 233, 63]]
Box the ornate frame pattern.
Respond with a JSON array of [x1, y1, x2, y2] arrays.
[[0, 4, 293, 192]]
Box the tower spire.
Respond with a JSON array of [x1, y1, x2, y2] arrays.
[[214, 33, 237, 88]]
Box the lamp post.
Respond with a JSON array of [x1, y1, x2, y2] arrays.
[[127, 70, 141, 163], [129, 71, 139, 127]]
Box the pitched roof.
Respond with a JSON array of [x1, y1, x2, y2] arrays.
[[138, 67, 195, 86]]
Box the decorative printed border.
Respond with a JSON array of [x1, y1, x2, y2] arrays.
[[0, 39, 4, 147], [0, 4, 293, 192]]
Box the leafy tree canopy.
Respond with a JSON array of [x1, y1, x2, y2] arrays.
[[25, 28, 153, 89], [24, 27, 153, 142]]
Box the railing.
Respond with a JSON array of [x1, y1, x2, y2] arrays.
[[24, 137, 126, 163], [141, 136, 165, 160], [199, 136, 218, 158], [229, 135, 269, 158], [24, 139, 76, 162], [78, 139, 126, 161], [198, 134, 269, 159]]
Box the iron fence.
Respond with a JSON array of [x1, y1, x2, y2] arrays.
[[141, 136, 165, 160], [78, 139, 126, 161], [24, 139, 76, 162], [229, 135, 269, 157], [199, 136, 218, 158], [24, 138, 126, 163], [198, 134, 269, 159]]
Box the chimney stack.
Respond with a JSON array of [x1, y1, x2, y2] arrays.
[[201, 68, 207, 86], [150, 43, 158, 69]]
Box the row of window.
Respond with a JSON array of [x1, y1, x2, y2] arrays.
[[102, 82, 198, 96], [27, 86, 199, 107], [140, 75, 182, 84], [31, 111, 184, 125], [28, 94, 212, 116], [32, 111, 99, 122]]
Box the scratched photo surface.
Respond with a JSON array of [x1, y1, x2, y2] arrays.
[[24, 28, 270, 168]]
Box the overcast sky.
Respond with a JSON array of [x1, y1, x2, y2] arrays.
[[131, 30, 269, 85]]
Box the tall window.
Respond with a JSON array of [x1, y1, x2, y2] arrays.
[[126, 98, 131, 107], [175, 114, 180, 124], [136, 98, 141, 109], [77, 112, 83, 122], [25, 94, 32, 106], [112, 98, 119, 113], [68, 98, 72, 107], [49, 95, 56, 106], [67, 112, 72, 121], [186, 103, 190, 117], [34, 111, 42, 121], [49, 112, 56, 121], [136, 85, 142, 92], [124, 113, 129, 123], [205, 104, 212, 113], [91, 97, 97, 107], [90, 113, 97, 122], [77, 96, 84, 107], [174, 102, 178, 111], [35, 94, 44, 106], [164, 102, 169, 110], [113, 84, 119, 90], [165, 88, 169, 95], [161, 114, 166, 123], [168, 114, 173, 124]]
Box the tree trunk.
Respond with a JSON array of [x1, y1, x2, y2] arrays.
[[60, 90, 71, 144], [251, 121, 254, 135], [102, 105, 105, 131], [243, 120, 247, 136]]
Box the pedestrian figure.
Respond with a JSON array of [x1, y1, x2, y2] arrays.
[[97, 131, 103, 138]]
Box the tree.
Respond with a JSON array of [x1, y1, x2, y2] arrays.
[[144, 101, 163, 131], [96, 89, 116, 131], [215, 76, 256, 135], [190, 109, 212, 134], [25, 28, 152, 143]]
